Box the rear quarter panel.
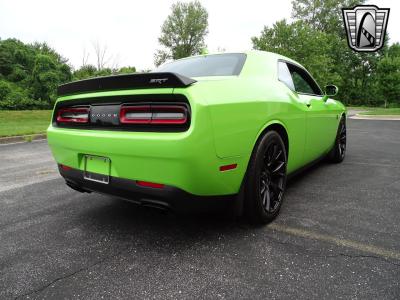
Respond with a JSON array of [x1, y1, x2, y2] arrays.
[[175, 77, 307, 175]]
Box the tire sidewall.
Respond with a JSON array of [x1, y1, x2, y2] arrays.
[[245, 131, 287, 223], [329, 116, 346, 163]]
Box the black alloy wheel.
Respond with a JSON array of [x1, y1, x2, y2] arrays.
[[260, 143, 286, 213], [328, 116, 346, 163], [244, 130, 287, 224], [338, 119, 346, 159]]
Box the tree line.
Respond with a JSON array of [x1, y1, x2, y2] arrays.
[[0, 39, 136, 110], [0, 0, 399, 110]]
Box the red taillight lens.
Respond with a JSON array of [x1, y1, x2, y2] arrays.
[[57, 107, 89, 123], [219, 163, 237, 172], [59, 164, 73, 171], [136, 180, 165, 189], [120, 105, 187, 125]]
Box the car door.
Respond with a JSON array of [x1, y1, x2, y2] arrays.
[[285, 63, 337, 163], [277, 61, 307, 171]]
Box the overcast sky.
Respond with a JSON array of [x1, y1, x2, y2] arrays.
[[0, 0, 398, 71]]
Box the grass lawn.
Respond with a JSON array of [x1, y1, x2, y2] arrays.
[[0, 110, 52, 137], [359, 108, 400, 115]]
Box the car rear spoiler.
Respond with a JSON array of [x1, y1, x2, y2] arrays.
[[57, 72, 197, 97]]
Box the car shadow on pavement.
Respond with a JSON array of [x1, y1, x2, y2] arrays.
[[286, 159, 328, 190], [75, 159, 328, 248]]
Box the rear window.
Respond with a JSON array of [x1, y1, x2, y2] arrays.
[[155, 53, 246, 77]]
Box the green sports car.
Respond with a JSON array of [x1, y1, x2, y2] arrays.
[[47, 51, 346, 223]]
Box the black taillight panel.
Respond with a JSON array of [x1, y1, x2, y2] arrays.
[[53, 94, 191, 132]]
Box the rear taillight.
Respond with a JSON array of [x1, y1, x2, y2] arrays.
[[120, 105, 152, 124], [120, 105, 188, 125], [151, 105, 187, 124], [57, 107, 89, 123]]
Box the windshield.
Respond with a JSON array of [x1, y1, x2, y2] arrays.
[[155, 53, 246, 77]]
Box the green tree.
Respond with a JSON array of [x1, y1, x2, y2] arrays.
[[376, 43, 400, 107], [154, 0, 208, 66], [117, 66, 136, 74], [73, 65, 97, 80], [252, 20, 340, 88], [252, 0, 396, 106], [291, 0, 364, 35], [72, 65, 136, 81], [0, 38, 71, 109]]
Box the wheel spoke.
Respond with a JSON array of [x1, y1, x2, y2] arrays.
[[263, 186, 271, 211], [266, 146, 274, 167], [271, 161, 285, 174], [260, 181, 266, 194], [271, 145, 278, 163], [258, 138, 287, 214], [273, 172, 285, 177], [273, 149, 282, 162]]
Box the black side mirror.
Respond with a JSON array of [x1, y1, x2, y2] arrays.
[[325, 84, 338, 97]]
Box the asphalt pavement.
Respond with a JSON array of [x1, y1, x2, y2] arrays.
[[0, 119, 399, 299]]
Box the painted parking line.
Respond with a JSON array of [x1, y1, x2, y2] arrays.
[[350, 115, 400, 121], [269, 223, 400, 261]]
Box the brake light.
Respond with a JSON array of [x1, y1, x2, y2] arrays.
[[57, 107, 89, 123], [120, 105, 187, 125]]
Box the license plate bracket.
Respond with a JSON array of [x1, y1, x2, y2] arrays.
[[83, 155, 110, 184]]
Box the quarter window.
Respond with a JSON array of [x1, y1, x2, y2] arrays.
[[278, 62, 295, 90]]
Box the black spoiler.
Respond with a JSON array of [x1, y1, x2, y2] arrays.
[[57, 72, 197, 97]]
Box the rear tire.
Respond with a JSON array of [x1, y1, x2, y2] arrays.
[[328, 116, 346, 163], [244, 130, 287, 224]]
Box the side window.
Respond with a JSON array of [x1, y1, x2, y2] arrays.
[[278, 61, 295, 91], [287, 63, 322, 95], [291, 71, 315, 94]]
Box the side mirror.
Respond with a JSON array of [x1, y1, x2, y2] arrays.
[[323, 85, 338, 101]]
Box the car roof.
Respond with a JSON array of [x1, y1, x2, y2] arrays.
[[181, 50, 298, 63], [158, 50, 307, 79]]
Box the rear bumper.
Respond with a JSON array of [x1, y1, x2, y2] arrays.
[[60, 165, 235, 212], [47, 115, 246, 196]]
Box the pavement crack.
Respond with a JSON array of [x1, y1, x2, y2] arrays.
[[264, 234, 400, 268], [324, 253, 400, 267], [14, 246, 130, 300]]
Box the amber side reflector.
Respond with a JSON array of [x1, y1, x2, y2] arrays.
[[136, 180, 165, 189], [219, 164, 237, 172]]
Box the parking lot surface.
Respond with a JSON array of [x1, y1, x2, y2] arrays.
[[0, 119, 399, 299]]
